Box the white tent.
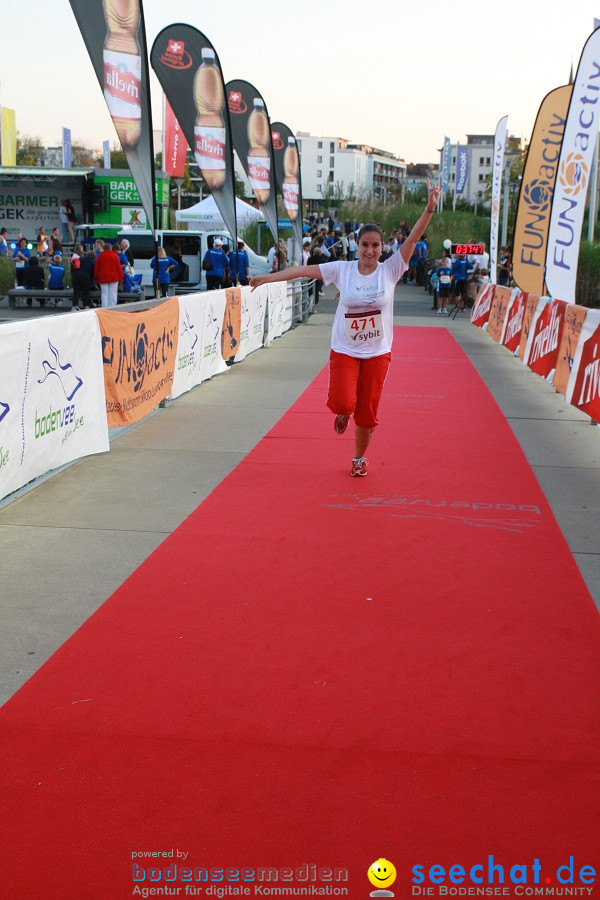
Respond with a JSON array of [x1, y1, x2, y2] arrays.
[[175, 195, 264, 230]]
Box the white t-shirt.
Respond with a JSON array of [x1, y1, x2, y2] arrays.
[[320, 253, 408, 358]]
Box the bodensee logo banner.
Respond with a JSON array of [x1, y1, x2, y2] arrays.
[[490, 116, 508, 285], [512, 85, 572, 296], [97, 299, 179, 427], [545, 27, 600, 303], [151, 26, 238, 244], [227, 80, 279, 243], [69, 0, 157, 232], [0, 312, 109, 503]]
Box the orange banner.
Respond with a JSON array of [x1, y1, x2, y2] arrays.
[[97, 298, 180, 427], [553, 304, 588, 395], [487, 286, 513, 343], [221, 287, 242, 362], [512, 85, 571, 296], [518, 294, 543, 361]]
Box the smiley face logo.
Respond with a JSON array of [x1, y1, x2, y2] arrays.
[[368, 858, 397, 889]]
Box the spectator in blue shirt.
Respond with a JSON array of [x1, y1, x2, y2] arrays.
[[48, 255, 65, 290], [14, 238, 31, 286], [202, 238, 229, 291], [451, 255, 468, 306], [150, 246, 178, 297], [436, 256, 452, 315], [229, 240, 250, 285]]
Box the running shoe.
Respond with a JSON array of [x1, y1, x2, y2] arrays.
[[334, 414, 350, 434], [351, 457, 368, 477]]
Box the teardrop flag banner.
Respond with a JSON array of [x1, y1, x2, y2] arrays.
[[512, 85, 572, 296], [151, 25, 238, 243], [490, 115, 508, 285], [545, 27, 600, 303], [69, 0, 157, 232], [226, 80, 279, 243], [271, 122, 304, 259], [164, 99, 188, 178]]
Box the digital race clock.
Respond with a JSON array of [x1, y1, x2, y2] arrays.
[[451, 243, 485, 255]]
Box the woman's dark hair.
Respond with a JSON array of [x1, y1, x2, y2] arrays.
[[29, 255, 39, 265], [358, 223, 384, 243]]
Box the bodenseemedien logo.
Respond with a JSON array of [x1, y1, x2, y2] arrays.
[[559, 153, 588, 196]]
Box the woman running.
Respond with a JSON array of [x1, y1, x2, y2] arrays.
[[250, 181, 440, 476]]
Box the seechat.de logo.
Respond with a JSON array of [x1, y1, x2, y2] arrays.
[[559, 153, 588, 196], [523, 178, 553, 212]]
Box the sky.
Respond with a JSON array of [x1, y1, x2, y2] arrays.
[[2, 0, 599, 164]]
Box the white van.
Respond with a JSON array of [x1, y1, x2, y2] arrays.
[[116, 229, 270, 289]]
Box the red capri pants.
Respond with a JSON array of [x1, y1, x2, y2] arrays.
[[327, 349, 392, 428]]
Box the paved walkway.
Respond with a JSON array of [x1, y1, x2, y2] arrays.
[[1, 282, 598, 705]]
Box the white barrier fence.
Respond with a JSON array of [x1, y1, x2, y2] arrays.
[[0, 280, 306, 504]]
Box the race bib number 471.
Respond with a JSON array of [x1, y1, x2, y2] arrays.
[[345, 309, 384, 344]]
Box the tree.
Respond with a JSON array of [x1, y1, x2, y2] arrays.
[[109, 144, 128, 168], [16, 134, 45, 166]]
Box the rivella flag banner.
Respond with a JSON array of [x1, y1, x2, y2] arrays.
[[271, 122, 304, 256], [490, 115, 508, 285], [226, 80, 279, 242], [69, 0, 157, 233], [151, 26, 238, 243], [512, 85, 572, 296], [546, 27, 600, 303], [565, 308, 600, 419], [0, 107, 17, 165], [97, 299, 179, 427], [455, 145, 469, 195], [164, 99, 187, 178], [0, 312, 109, 503]]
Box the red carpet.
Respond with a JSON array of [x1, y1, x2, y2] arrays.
[[1, 327, 598, 899]]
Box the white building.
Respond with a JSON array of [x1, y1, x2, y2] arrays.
[[447, 134, 523, 206], [294, 133, 406, 206]]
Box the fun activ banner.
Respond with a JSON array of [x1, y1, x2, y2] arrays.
[[151, 26, 238, 243], [455, 145, 469, 196], [0, 312, 109, 503], [490, 115, 508, 285], [271, 121, 304, 259], [553, 303, 589, 395], [227, 80, 279, 242], [163, 99, 187, 178], [512, 85, 572, 296], [97, 299, 179, 427], [565, 309, 600, 420], [69, 0, 157, 232], [546, 27, 600, 303]]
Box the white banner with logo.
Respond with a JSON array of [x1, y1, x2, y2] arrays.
[[545, 28, 600, 303], [0, 312, 109, 502], [266, 282, 287, 342], [198, 291, 229, 383], [169, 294, 209, 400], [490, 115, 508, 285], [235, 285, 267, 364]]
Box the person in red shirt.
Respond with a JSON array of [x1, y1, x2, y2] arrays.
[[94, 244, 124, 308]]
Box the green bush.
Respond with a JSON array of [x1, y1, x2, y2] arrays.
[[0, 256, 16, 295], [575, 242, 600, 309]]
